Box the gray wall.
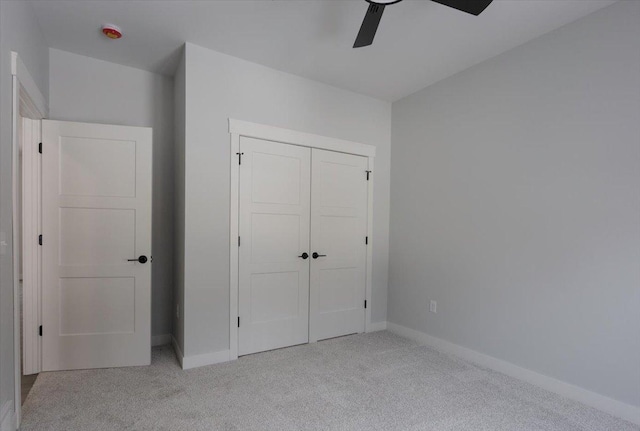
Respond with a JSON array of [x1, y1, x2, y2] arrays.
[[179, 42, 391, 357], [173, 49, 186, 352], [48, 49, 175, 339], [0, 0, 48, 425], [389, 0, 640, 408]]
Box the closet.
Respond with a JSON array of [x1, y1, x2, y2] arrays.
[[237, 136, 369, 356]]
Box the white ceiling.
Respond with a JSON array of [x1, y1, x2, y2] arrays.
[[30, 0, 616, 101]]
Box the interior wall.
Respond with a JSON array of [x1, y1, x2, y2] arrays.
[[0, 0, 49, 427], [48, 48, 175, 339], [173, 49, 186, 353], [179, 42, 391, 358], [389, 0, 640, 408]]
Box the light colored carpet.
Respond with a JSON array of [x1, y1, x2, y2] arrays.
[[21, 331, 638, 431]]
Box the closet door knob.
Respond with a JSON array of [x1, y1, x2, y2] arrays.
[[298, 253, 309, 260], [312, 252, 326, 259]]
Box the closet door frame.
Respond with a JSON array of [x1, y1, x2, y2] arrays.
[[228, 119, 376, 361]]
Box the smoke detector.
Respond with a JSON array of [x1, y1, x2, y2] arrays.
[[102, 24, 122, 40]]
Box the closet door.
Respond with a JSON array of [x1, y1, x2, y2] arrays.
[[238, 137, 311, 356], [309, 149, 368, 342]]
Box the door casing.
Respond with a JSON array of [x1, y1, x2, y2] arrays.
[[229, 119, 376, 361]]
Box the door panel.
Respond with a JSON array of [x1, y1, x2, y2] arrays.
[[59, 208, 135, 266], [42, 120, 152, 371], [59, 137, 136, 197], [238, 137, 310, 356], [310, 149, 368, 342], [59, 277, 135, 335]]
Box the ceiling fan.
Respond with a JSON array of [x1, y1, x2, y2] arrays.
[[353, 0, 494, 48]]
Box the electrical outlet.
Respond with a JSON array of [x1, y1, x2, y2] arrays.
[[430, 300, 437, 313], [176, 304, 180, 319]]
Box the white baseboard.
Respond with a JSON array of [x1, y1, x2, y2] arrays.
[[369, 321, 387, 332], [181, 349, 231, 370], [172, 325, 392, 370], [151, 334, 171, 347], [0, 400, 15, 431], [171, 335, 184, 368], [386, 322, 640, 426], [170, 334, 231, 370]]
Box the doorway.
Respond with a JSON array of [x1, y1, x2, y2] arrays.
[[11, 50, 48, 428], [229, 120, 376, 358]]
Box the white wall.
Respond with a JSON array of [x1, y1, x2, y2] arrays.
[[389, 0, 640, 410], [0, 0, 49, 428], [48, 49, 175, 339], [177, 42, 391, 358]]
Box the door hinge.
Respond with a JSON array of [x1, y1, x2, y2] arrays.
[[364, 300, 367, 309], [39, 325, 42, 336], [366, 170, 372, 181], [237, 316, 240, 328], [236, 152, 244, 165], [238, 236, 241, 247], [38, 234, 42, 246], [38, 142, 42, 154], [365, 236, 368, 245]]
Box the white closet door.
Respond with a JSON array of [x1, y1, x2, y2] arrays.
[[238, 137, 311, 356], [41, 120, 152, 371], [309, 149, 368, 342]]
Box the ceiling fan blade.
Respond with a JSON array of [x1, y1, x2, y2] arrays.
[[431, 0, 493, 16], [353, 3, 386, 48]]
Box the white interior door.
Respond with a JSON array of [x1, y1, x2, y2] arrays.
[[238, 137, 310, 356], [309, 149, 368, 342], [42, 120, 152, 371]]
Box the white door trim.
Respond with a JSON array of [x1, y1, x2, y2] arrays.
[[11, 52, 48, 117], [364, 157, 374, 333], [228, 119, 375, 361], [11, 51, 48, 430], [229, 119, 376, 158]]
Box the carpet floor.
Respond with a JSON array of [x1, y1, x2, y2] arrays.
[[21, 331, 638, 431]]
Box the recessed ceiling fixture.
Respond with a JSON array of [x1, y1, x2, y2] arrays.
[[353, 0, 494, 48], [102, 24, 122, 40]]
